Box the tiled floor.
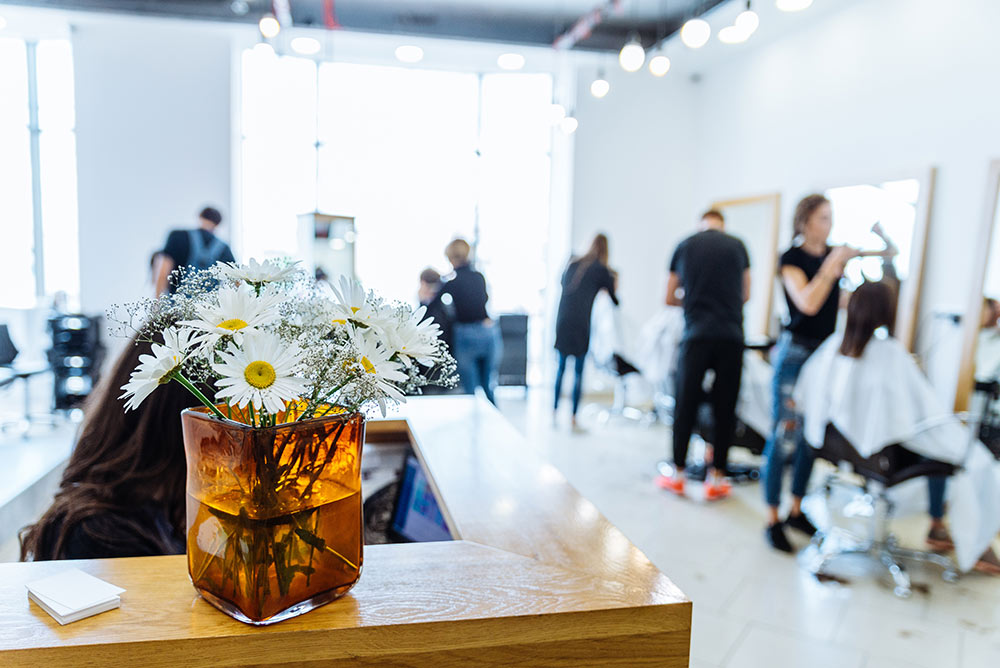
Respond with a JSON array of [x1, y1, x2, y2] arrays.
[[496, 389, 1000, 668]]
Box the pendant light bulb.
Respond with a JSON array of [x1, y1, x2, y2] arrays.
[[648, 54, 671, 77], [680, 18, 711, 49], [258, 14, 281, 38], [618, 36, 645, 73], [735, 9, 759, 37], [590, 76, 610, 98], [560, 116, 579, 135]]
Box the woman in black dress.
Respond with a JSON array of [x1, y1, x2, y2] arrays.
[[554, 234, 619, 429]]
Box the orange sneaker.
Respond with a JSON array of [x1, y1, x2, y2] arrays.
[[655, 474, 685, 496], [704, 481, 732, 501]]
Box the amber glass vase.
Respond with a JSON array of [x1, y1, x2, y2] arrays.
[[181, 405, 364, 625]]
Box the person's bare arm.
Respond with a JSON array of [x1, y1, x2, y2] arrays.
[[743, 268, 751, 304], [154, 256, 175, 296], [666, 271, 683, 306], [781, 246, 857, 316]]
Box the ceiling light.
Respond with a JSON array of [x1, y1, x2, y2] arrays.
[[680, 18, 711, 49], [395, 45, 423, 63], [718, 25, 748, 44], [259, 14, 281, 39], [618, 35, 645, 73], [290, 37, 321, 55], [776, 0, 813, 11], [590, 77, 610, 98], [735, 8, 759, 36], [648, 54, 671, 77], [497, 53, 525, 70], [549, 103, 567, 125], [560, 116, 579, 134]]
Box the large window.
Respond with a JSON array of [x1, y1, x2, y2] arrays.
[[240, 49, 554, 376], [0, 37, 79, 309]]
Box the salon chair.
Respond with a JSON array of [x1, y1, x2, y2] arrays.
[[593, 353, 648, 424], [808, 424, 959, 597], [974, 380, 1000, 459]]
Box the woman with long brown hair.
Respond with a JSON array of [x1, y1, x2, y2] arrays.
[[553, 233, 619, 430], [20, 337, 200, 560]]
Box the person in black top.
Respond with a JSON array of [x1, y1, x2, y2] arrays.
[[19, 336, 199, 560], [155, 206, 235, 295], [439, 238, 501, 405], [762, 194, 860, 552], [553, 233, 619, 430], [658, 210, 750, 501]]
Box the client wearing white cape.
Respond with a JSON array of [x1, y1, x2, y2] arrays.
[[794, 335, 1000, 572]]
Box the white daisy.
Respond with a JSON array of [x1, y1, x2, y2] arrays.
[[348, 328, 407, 416], [119, 327, 196, 411], [213, 330, 307, 414], [218, 258, 300, 285], [385, 306, 442, 367], [329, 276, 391, 332], [179, 282, 282, 349]]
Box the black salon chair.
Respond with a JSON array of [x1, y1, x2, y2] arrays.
[[808, 424, 959, 597]]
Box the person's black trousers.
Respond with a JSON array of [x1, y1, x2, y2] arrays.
[[672, 338, 744, 475]]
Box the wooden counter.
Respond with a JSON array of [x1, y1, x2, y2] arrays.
[[1, 396, 690, 666]]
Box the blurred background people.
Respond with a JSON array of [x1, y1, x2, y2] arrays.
[[155, 206, 235, 296], [19, 337, 201, 560], [762, 194, 859, 552], [659, 210, 750, 501], [553, 233, 619, 430], [419, 267, 454, 353], [439, 238, 500, 405]]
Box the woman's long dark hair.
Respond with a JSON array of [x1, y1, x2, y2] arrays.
[[569, 233, 610, 290], [840, 282, 896, 358], [20, 337, 202, 560]]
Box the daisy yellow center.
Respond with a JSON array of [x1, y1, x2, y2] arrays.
[[219, 318, 249, 331], [332, 319, 347, 326], [244, 360, 277, 389], [351, 306, 360, 314], [360, 356, 376, 374]]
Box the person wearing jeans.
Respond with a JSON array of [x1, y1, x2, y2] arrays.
[[439, 238, 500, 405], [553, 234, 619, 430], [763, 194, 859, 552]]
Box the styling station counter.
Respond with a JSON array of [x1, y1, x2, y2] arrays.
[[1, 396, 691, 667]]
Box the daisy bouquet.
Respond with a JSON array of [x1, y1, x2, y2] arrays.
[[109, 259, 457, 624], [112, 257, 457, 423]]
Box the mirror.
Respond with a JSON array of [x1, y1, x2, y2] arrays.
[[822, 170, 934, 351], [711, 193, 782, 340], [956, 160, 1000, 414]]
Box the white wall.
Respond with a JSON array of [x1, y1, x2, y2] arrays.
[[573, 0, 1000, 403], [571, 67, 700, 351], [73, 19, 233, 326]]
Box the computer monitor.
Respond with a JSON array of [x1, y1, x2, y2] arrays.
[[390, 454, 452, 543]]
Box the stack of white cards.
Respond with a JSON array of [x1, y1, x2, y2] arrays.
[[25, 569, 125, 625]]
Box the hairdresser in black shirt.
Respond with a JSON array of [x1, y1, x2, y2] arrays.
[[762, 194, 861, 552], [439, 238, 501, 405]]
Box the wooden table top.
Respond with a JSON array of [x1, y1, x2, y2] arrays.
[[1, 396, 690, 667]]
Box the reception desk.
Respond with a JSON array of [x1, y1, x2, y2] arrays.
[[1, 396, 691, 666]]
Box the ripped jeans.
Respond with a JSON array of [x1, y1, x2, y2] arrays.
[[762, 332, 818, 508]]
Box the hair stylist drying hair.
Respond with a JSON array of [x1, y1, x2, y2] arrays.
[[20, 338, 202, 560], [762, 194, 860, 552]]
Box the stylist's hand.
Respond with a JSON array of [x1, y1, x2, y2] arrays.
[[821, 245, 859, 278]]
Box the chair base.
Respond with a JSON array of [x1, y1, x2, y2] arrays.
[[807, 528, 959, 598]]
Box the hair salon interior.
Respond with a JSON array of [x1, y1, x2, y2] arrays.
[[2, 0, 1000, 665]]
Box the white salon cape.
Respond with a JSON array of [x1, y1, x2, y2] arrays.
[[794, 335, 1000, 571], [637, 307, 773, 439]]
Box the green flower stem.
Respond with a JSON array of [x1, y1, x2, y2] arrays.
[[174, 373, 228, 420]]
